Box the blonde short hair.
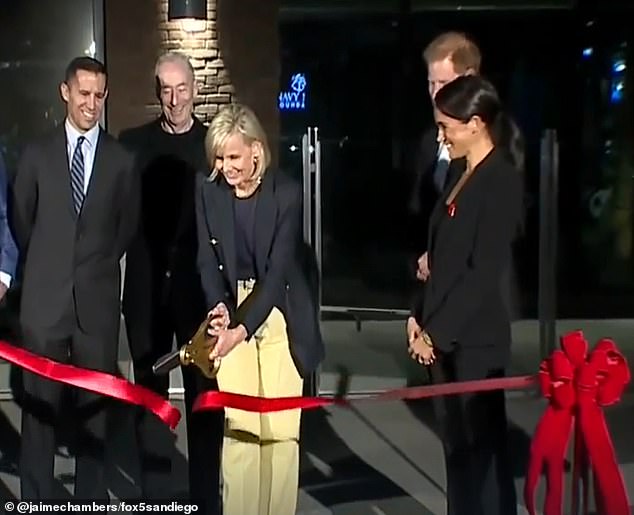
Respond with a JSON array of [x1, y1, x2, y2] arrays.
[[205, 103, 271, 181]]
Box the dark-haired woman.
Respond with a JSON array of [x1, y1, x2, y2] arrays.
[[407, 75, 523, 515]]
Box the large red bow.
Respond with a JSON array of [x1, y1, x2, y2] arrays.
[[524, 330, 630, 515]]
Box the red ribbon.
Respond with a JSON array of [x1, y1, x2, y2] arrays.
[[193, 375, 536, 413], [0, 340, 181, 429], [524, 330, 630, 515], [2, 328, 629, 515]]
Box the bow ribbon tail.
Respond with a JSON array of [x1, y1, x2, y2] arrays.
[[571, 416, 590, 515], [578, 401, 630, 515], [524, 407, 573, 515], [524, 427, 546, 515]]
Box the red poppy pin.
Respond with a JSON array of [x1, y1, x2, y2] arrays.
[[447, 202, 456, 218]]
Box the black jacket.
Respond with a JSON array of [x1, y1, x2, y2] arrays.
[[416, 148, 522, 367], [12, 125, 138, 337], [195, 168, 324, 377]]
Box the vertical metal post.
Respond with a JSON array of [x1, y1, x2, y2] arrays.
[[312, 127, 323, 396], [313, 127, 323, 306], [538, 129, 559, 359], [301, 131, 312, 246], [301, 127, 322, 396]]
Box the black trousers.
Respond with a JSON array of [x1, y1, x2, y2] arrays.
[[126, 288, 223, 515], [428, 346, 517, 515], [19, 306, 118, 500]]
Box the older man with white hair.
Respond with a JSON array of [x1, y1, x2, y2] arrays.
[[119, 52, 222, 514]]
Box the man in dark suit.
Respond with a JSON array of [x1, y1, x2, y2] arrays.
[[11, 56, 139, 500], [119, 52, 222, 513], [0, 152, 18, 304], [409, 32, 481, 280]]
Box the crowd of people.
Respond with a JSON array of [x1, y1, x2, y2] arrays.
[[0, 30, 523, 515]]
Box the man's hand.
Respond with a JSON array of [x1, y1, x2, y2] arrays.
[[207, 302, 230, 335], [416, 252, 430, 282], [209, 325, 248, 360], [0, 283, 7, 303]]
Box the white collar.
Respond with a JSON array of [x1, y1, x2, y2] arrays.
[[65, 118, 100, 149]]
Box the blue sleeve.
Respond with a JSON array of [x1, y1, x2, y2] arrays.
[[0, 153, 19, 284]]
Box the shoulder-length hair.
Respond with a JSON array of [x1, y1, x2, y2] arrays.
[[204, 103, 271, 181]]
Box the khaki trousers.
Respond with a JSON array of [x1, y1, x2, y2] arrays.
[[217, 280, 303, 515]]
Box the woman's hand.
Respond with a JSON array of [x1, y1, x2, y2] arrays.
[[407, 316, 422, 345], [408, 336, 436, 366], [207, 302, 230, 336], [209, 324, 248, 360]]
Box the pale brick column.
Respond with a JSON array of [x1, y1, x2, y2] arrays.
[[156, 0, 233, 124]]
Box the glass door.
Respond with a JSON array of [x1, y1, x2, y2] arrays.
[[278, 0, 634, 392], [557, 3, 634, 318]]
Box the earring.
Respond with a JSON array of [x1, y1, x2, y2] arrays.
[[253, 157, 262, 185]]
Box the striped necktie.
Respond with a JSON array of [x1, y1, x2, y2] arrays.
[[70, 136, 85, 214]]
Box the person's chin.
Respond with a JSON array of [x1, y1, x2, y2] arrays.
[[79, 120, 98, 132], [447, 146, 462, 159], [165, 112, 188, 125], [223, 174, 241, 186]]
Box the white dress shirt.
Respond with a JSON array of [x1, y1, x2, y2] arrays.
[[0, 268, 10, 290], [433, 142, 451, 193], [65, 119, 100, 194], [0, 273, 10, 289]]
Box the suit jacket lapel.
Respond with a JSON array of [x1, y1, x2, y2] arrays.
[[206, 178, 237, 295], [51, 126, 77, 220], [254, 172, 276, 278], [81, 130, 106, 218], [427, 159, 464, 253]]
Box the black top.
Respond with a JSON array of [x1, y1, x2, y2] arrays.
[[119, 117, 208, 321], [122, 118, 207, 261], [233, 192, 258, 280]]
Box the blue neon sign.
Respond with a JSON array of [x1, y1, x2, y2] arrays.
[[279, 73, 307, 111]]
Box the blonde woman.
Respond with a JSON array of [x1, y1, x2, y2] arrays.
[[195, 103, 324, 515]]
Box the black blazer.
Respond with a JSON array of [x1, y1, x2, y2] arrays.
[[195, 168, 324, 377], [409, 126, 463, 252], [11, 125, 139, 337], [418, 148, 522, 365]]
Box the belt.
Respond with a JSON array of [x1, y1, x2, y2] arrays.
[[237, 278, 256, 289]]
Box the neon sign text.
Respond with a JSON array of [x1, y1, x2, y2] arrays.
[[279, 73, 307, 111]]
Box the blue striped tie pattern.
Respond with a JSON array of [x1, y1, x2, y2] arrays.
[[70, 136, 85, 214]]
